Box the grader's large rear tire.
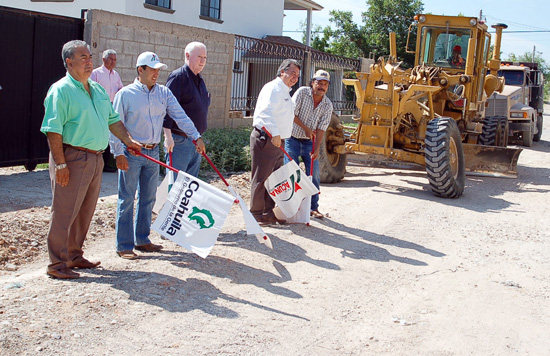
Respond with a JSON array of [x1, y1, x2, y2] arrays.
[[425, 117, 465, 198], [319, 113, 347, 183]]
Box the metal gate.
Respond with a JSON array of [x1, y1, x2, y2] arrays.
[[0, 6, 83, 170], [231, 35, 361, 116]]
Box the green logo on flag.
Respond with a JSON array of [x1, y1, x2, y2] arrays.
[[188, 207, 215, 229]]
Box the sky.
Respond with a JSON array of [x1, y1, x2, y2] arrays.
[[282, 0, 550, 65]]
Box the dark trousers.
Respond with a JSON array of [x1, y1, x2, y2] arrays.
[[249, 128, 283, 217], [47, 147, 103, 272]]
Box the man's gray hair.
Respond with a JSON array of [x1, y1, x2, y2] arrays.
[[102, 49, 117, 59], [62, 40, 90, 69], [185, 42, 207, 59], [277, 59, 301, 77]]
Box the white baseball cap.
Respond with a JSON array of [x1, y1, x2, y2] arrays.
[[313, 69, 330, 82], [136, 51, 167, 70]]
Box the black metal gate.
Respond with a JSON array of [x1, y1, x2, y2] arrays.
[[0, 6, 83, 170]]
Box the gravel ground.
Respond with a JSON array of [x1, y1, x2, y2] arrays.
[[0, 112, 549, 355]]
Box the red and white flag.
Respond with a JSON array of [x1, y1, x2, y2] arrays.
[[152, 171, 234, 258], [264, 160, 318, 218]]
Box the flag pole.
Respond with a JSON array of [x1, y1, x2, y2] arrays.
[[192, 140, 231, 188], [261, 126, 293, 160], [190, 143, 271, 247], [132, 150, 178, 173], [310, 135, 315, 176], [132, 149, 238, 204]]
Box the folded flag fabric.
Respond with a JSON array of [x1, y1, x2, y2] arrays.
[[152, 171, 234, 258], [227, 186, 273, 249], [153, 169, 175, 214], [264, 160, 318, 218]]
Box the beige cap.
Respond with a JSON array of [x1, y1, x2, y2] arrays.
[[313, 69, 330, 82]]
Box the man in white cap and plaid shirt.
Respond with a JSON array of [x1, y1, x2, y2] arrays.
[[284, 69, 333, 219], [110, 51, 206, 260]]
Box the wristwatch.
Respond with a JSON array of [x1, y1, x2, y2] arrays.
[[55, 163, 67, 170]]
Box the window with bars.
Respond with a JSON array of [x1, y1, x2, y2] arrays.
[[200, 0, 221, 20], [145, 0, 171, 9]]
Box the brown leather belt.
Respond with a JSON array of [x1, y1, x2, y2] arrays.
[[140, 143, 158, 149], [64, 144, 104, 155]]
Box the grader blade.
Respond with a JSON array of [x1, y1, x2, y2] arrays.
[[463, 144, 522, 178]]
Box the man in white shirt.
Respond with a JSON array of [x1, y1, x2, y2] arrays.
[[91, 49, 124, 172], [249, 59, 301, 225]]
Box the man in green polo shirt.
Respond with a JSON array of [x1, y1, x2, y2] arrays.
[[40, 40, 141, 279]]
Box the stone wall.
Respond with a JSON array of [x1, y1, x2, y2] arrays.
[[84, 9, 234, 128]]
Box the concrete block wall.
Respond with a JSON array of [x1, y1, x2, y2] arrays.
[[84, 9, 234, 129]]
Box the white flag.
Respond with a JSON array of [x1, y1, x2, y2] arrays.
[[152, 171, 234, 258], [227, 186, 272, 249], [153, 169, 175, 214], [274, 176, 312, 224], [264, 160, 318, 218]]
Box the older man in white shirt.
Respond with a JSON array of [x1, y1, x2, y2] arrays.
[[91, 49, 124, 172], [249, 59, 301, 225]]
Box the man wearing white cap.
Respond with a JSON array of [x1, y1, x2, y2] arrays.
[[285, 69, 333, 219], [110, 51, 206, 260]]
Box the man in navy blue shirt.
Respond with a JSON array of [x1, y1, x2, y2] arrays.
[[164, 42, 210, 177]]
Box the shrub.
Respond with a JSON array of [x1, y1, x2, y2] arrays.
[[200, 127, 252, 173]]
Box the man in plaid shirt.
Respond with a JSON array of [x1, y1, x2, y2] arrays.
[[284, 70, 333, 219]]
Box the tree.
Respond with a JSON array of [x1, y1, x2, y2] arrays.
[[302, 0, 423, 65], [299, 22, 330, 53], [362, 0, 423, 64], [303, 11, 365, 58]]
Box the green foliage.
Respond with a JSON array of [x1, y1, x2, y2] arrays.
[[300, 23, 331, 52], [363, 0, 423, 66], [303, 0, 423, 66], [200, 127, 252, 173]]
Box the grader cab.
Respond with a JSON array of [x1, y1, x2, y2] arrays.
[[320, 14, 522, 198]]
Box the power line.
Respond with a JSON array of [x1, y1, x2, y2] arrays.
[[497, 31, 550, 33], [486, 15, 550, 32]]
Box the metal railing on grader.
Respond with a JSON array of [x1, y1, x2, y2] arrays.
[[319, 14, 522, 198]]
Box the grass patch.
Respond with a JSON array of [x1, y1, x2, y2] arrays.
[[200, 127, 252, 173]]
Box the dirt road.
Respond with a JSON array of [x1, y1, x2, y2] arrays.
[[1, 110, 549, 355]]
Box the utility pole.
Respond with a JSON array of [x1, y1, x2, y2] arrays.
[[532, 46, 536, 62]]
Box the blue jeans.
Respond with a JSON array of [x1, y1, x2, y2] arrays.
[[115, 147, 159, 252], [284, 137, 320, 211], [167, 133, 201, 177]]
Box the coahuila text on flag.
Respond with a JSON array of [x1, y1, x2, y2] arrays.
[[152, 171, 234, 258]]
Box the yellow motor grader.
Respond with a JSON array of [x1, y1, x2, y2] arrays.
[[320, 14, 522, 198]]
